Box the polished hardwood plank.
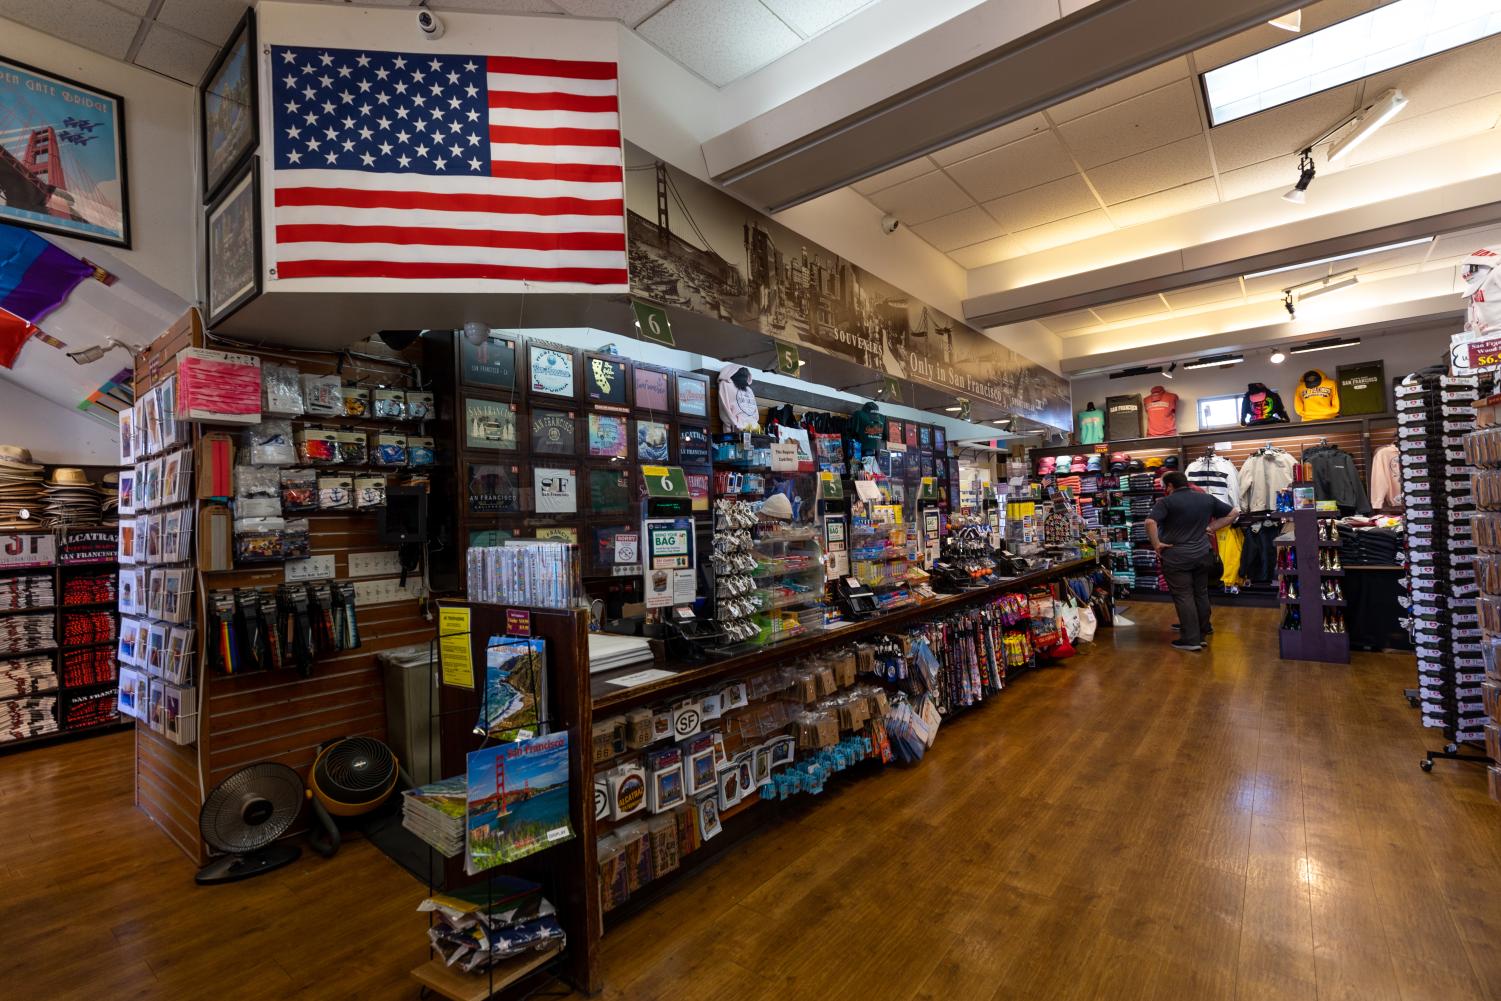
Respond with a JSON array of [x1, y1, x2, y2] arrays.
[[2, 601, 1499, 1000]]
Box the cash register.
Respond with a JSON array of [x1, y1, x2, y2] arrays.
[[833, 575, 880, 619]]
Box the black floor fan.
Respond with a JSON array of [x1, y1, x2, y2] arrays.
[[195, 762, 305, 885]]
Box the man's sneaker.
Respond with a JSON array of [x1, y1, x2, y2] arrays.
[[1170, 640, 1203, 652]]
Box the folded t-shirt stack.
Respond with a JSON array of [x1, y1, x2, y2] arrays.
[[1337, 525, 1404, 566]]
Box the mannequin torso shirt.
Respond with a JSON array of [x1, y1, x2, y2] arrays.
[[1105, 394, 1143, 440], [1077, 408, 1104, 444], [1143, 387, 1179, 437]]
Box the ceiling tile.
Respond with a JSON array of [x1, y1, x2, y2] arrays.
[[1362, 34, 1501, 118], [1039, 309, 1101, 333], [761, 0, 873, 38], [637, 0, 801, 86], [1012, 208, 1115, 255], [1342, 94, 1501, 166], [1192, 0, 1379, 72], [1207, 83, 1360, 171], [1060, 0, 1101, 12], [1055, 78, 1203, 169], [942, 131, 1077, 202], [105, 0, 152, 13], [981, 174, 1099, 233], [947, 234, 1029, 270], [910, 205, 1006, 252], [1086, 135, 1212, 204], [433, 0, 563, 11], [929, 114, 1049, 167], [1163, 279, 1245, 310], [154, 0, 251, 45], [1218, 154, 1302, 202], [1091, 294, 1169, 323], [851, 156, 937, 195], [133, 22, 218, 84], [1049, 57, 1189, 124], [1106, 178, 1218, 228], [551, 0, 659, 24], [864, 169, 974, 226], [0, 0, 140, 60]]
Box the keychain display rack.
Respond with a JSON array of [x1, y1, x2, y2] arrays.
[[1395, 371, 1490, 768], [1461, 393, 1501, 792]]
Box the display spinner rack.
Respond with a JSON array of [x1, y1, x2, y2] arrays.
[[431, 557, 1095, 996], [1276, 504, 1349, 664], [0, 528, 126, 750], [129, 311, 438, 862]]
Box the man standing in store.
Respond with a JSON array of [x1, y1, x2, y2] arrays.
[[1146, 471, 1240, 652]]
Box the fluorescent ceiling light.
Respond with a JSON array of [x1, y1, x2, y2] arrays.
[[1296, 275, 1360, 300], [1243, 236, 1433, 280], [944, 405, 961, 412], [1269, 10, 1302, 32], [1183, 355, 1244, 370], [1328, 89, 1408, 162], [1201, 0, 1501, 126], [1290, 337, 1361, 354]]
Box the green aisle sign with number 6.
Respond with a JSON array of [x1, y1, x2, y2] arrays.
[[632, 301, 674, 346]]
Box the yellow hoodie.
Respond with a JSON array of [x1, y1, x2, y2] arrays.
[[1294, 369, 1340, 421]]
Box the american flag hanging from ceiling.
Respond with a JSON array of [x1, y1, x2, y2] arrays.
[[268, 44, 628, 291]]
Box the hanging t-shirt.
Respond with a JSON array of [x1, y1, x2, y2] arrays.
[[1077, 408, 1105, 444], [1336, 362, 1386, 416], [1143, 387, 1179, 437], [1104, 394, 1143, 441]]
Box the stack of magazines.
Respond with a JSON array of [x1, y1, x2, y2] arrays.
[[402, 776, 466, 857], [417, 878, 566, 974]]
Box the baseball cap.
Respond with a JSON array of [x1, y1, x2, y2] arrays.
[[1161, 456, 1180, 470], [1127, 459, 1146, 473], [1085, 455, 1102, 471], [1110, 451, 1130, 466], [1144, 456, 1164, 468], [760, 493, 793, 519]]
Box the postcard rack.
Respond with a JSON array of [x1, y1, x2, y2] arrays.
[[421, 601, 596, 997]]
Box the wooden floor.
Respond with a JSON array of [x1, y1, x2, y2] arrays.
[[2, 602, 1497, 1001]]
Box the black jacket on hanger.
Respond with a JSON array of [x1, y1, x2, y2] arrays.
[[1304, 443, 1371, 515]]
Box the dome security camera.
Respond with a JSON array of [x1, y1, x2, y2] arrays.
[[880, 214, 900, 235], [417, 9, 445, 41]]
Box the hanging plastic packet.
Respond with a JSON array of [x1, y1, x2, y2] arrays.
[[372, 432, 408, 466], [280, 469, 317, 512], [406, 390, 434, 421], [281, 519, 311, 560], [340, 385, 370, 418], [246, 420, 296, 465], [372, 388, 406, 420], [407, 435, 435, 466], [296, 427, 338, 464], [302, 374, 341, 415], [335, 430, 367, 465], [354, 475, 387, 509], [262, 363, 305, 416], [318, 475, 354, 510]]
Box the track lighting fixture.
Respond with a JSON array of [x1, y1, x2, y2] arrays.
[[1162, 362, 1177, 380], [1270, 349, 1286, 364], [1282, 148, 1315, 204], [1283, 291, 1296, 320], [67, 337, 140, 365]]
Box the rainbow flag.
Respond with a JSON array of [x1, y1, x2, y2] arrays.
[[0, 225, 92, 324]]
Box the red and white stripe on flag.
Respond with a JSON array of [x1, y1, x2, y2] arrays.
[[268, 45, 627, 291]]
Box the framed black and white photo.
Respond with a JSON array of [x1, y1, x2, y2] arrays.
[[0, 57, 130, 247], [198, 8, 258, 204], [205, 158, 261, 326]]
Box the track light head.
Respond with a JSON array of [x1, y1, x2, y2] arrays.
[[1270, 349, 1286, 364], [66, 337, 139, 366], [1283, 291, 1296, 320], [1282, 148, 1316, 204]]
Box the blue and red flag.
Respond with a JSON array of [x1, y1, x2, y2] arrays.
[[0, 224, 93, 325]]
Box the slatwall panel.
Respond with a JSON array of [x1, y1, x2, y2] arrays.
[[129, 316, 438, 859], [1184, 428, 1371, 484], [202, 516, 433, 789]]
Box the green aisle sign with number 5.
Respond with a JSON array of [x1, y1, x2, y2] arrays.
[[632, 301, 674, 346]]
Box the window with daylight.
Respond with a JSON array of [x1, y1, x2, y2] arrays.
[[1197, 394, 1244, 431]]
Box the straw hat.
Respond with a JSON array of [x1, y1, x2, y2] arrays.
[[45, 468, 94, 487], [0, 446, 42, 471]]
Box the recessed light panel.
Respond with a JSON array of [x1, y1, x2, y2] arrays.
[[1202, 0, 1501, 126]]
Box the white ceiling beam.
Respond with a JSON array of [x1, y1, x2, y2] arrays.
[[701, 0, 1304, 211], [964, 170, 1501, 329]]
